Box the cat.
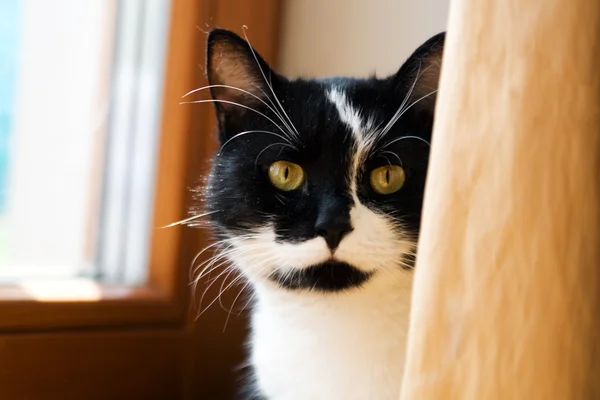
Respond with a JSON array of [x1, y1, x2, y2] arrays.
[[197, 28, 445, 400]]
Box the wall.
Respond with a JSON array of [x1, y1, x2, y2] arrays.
[[278, 0, 449, 78]]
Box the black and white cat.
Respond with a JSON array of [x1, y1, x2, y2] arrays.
[[199, 28, 444, 400]]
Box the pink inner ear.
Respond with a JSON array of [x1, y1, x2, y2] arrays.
[[209, 41, 266, 105], [410, 44, 444, 104], [415, 57, 442, 97]]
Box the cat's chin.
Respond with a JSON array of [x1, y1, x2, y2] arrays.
[[269, 260, 374, 293]]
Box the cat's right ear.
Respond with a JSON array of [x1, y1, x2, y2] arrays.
[[392, 32, 446, 113], [206, 29, 274, 122]]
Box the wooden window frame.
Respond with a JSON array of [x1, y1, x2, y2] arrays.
[[0, 0, 282, 334], [0, 0, 201, 333], [0, 1, 280, 398]]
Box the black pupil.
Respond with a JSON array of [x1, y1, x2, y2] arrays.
[[385, 169, 390, 183], [284, 166, 289, 180]]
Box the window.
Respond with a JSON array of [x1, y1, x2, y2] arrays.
[[0, 0, 169, 285], [0, 0, 283, 398]]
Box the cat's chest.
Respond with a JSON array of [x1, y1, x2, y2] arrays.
[[249, 276, 412, 400]]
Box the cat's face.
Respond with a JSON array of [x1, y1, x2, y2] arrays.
[[201, 29, 444, 293]]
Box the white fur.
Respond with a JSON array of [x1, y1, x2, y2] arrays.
[[252, 271, 412, 400], [326, 88, 366, 141], [227, 86, 415, 399]]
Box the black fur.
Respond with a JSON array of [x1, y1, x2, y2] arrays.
[[271, 260, 374, 292], [204, 28, 443, 255], [237, 364, 266, 400], [201, 29, 445, 399]]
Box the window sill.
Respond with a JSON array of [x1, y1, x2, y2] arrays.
[[0, 278, 185, 333]]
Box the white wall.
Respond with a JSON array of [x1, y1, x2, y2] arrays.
[[278, 0, 449, 78]]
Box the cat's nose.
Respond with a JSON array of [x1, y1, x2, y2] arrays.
[[315, 215, 353, 251]]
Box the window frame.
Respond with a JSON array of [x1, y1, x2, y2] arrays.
[[0, 0, 283, 397], [0, 0, 207, 333]]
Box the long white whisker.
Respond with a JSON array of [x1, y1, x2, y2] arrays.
[[193, 248, 236, 282], [223, 262, 271, 331], [251, 84, 298, 140], [190, 237, 252, 289], [195, 266, 235, 320], [241, 25, 299, 137], [217, 266, 242, 311], [198, 253, 276, 319], [190, 241, 238, 308], [378, 61, 423, 136], [379, 150, 403, 167], [387, 89, 438, 133], [182, 84, 297, 138], [254, 142, 294, 167], [377, 135, 431, 152], [378, 88, 438, 140], [192, 239, 273, 281], [192, 241, 266, 280], [189, 234, 265, 310], [180, 99, 291, 138], [229, 279, 254, 317], [159, 210, 220, 229], [219, 130, 296, 154]]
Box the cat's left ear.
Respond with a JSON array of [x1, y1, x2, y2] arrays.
[[206, 29, 275, 117], [392, 32, 446, 112]]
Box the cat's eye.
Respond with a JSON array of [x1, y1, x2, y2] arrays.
[[369, 165, 406, 194], [268, 161, 305, 191]]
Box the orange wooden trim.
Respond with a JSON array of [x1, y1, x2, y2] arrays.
[[0, 1, 285, 398], [0, 283, 179, 332], [0, 329, 186, 399], [147, 0, 209, 302]]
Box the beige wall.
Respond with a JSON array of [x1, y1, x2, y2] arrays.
[[279, 0, 449, 78]]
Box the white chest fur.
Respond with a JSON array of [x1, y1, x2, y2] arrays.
[[250, 272, 413, 400]]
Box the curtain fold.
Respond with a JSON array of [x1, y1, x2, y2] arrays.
[[400, 0, 600, 398]]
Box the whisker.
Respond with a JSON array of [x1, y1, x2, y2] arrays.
[[190, 237, 251, 284], [377, 135, 431, 152], [198, 253, 276, 319], [388, 89, 438, 131], [379, 150, 403, 167], [376, 88, 438, 143], [219, 130, 296, 154], [159, 210, 221, 229], [217, 266, 242, 311], [274, 193, 287, 205], [182, 83, 298, 139], [222, 262, 272, 331], [222, 278, 253, 332], [192, 241, 265, 280], [190, 242, 238, 307], [192, 239, 271, 281], [254, 142, 294, 167], [241, 25, 299, 137], [195, 266, 236, 320], [181, 99, 292, 139], [251, 84, 299, 141], [378, 61, 424, 136], [230, 279, 254, 316]]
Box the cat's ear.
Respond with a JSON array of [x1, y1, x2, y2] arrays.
[[206, 29, 274, 116], [393, 32, 446, 112]]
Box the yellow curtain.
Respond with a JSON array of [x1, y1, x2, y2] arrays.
[[400, 0, 600, 398]]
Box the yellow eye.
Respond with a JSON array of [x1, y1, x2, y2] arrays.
[[370, 165, 406, 194], [268, 161, 305, 191]]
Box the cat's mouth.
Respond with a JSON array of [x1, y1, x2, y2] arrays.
[[269, 260, 374, 292]]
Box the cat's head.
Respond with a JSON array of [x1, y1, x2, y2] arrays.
[[202, 29, 444, 293]]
